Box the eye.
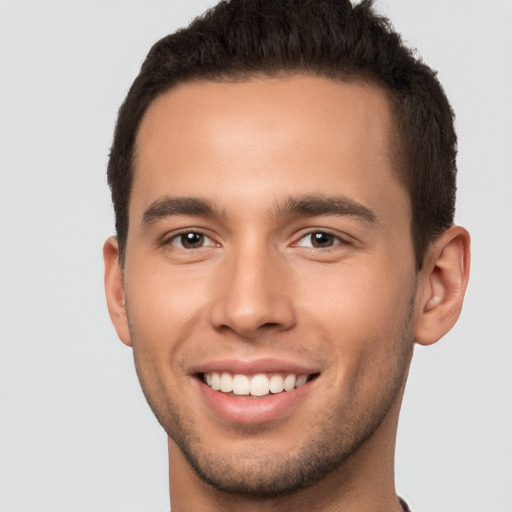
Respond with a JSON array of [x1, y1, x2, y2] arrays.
[[168, 231, 215, 249], [295, 231, 344, 249]]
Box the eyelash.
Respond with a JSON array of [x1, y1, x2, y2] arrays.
[[292, 230, 350, 249], [165, 230, 217, 249], [163, 228, 350, 251]]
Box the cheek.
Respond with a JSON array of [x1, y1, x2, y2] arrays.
[[124, 262, 212, 356], [296, 258, 416, 363], [123, 266, 212, 414], [307, 276, 414, 409]]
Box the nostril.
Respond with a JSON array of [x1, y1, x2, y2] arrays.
[[262, 322, 280, 329]]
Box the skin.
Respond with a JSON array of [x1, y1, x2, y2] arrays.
[[104, 75, 470, 512]]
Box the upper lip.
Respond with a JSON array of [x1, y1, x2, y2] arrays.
[[190, 357, 322, 376]]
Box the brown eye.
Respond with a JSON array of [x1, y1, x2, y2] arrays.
[[311, 232, 335, 247], [296, 231, 342, 248], [170, 232, 212, 249]]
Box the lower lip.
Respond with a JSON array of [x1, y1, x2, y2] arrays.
[[197, 378, 313, 425]]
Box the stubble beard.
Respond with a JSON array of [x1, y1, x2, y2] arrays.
[[128, 298, 415, 499]]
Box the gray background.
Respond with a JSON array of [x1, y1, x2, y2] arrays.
[[1, 1, 511, 511]]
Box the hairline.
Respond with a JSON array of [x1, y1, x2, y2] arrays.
[[121, 71, 420, 268]]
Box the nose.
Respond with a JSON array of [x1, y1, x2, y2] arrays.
[[209, 245, 296, 338]]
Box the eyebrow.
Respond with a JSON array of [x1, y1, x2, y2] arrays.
[[141, 193, 377, 227], [142, 196, 218, 227], [275, 194, 377, 224]]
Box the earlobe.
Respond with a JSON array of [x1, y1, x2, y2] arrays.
[[414, 226, 470, 346], [103, 237, 132, 346]]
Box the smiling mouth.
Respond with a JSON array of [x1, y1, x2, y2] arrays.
[[200, 372, 319, 397]]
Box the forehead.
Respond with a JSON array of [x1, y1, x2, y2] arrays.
[[132, 75, 406, 221]]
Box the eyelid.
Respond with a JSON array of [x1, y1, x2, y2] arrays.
[[163, 228, 219, 248], [291, 228, 352, 248]]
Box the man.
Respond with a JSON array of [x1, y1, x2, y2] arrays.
[[103, 0, 470, 510]]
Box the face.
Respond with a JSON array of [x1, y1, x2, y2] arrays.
[[116, 76, 418, 496]]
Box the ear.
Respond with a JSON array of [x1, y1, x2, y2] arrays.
[[414, 226, 470, 346], [103, 237, 132, 346]]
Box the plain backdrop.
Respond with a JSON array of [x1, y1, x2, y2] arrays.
[[1, 1, 511, 511]]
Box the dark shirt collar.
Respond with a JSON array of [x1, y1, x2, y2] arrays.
[[399, 497, 412, 512]]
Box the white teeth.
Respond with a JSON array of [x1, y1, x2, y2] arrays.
[[211, 372, 221, 391], [269, 374, 284, 393], [295, 375, 308, 388], [283, 374, 296, 391], [250, 374, 270, 396], [220, 372, 233, 392], [232, 374, 250, 395], [204, 371, 311, 396]]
